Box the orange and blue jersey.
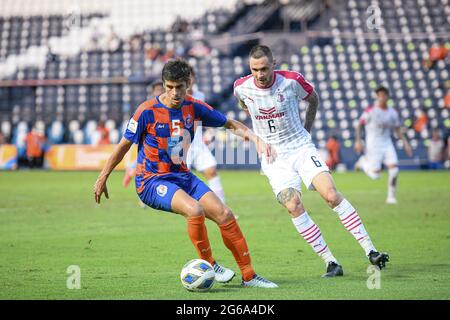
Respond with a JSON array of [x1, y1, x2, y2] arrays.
[[123, 95, 227, 211]]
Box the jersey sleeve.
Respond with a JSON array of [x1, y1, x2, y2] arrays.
[[233, 81, 242, 100], [359, 106, 373, 125], [291, 72, 314, 100], [193, 100, 227, 128], [123, 101, 154, 144]]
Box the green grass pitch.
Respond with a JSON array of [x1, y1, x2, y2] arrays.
[[0, 170, 449, 299]]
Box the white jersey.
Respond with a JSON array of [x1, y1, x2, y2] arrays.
[[359, 104, 400, 147], [233, 70, 314, 156]]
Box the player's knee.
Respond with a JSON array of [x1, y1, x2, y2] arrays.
[[285, 197, 305, 216], [388, 167, 399, 177], [215, 206, 234, 224], [324, 188, 343, 208], [277, 188, 304, 215], [186, 203, 205, 217]]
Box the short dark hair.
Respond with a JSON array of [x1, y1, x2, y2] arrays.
[[249, 45, 273, 62], [161, 58, 191, 84], [375, 86, 389, 95]]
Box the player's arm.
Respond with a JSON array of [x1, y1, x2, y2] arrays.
[[303, 90, 319, 133], [394, 127, 413, 157], [237, 98, 249, 115], [224, 119, 276, 163], [94, 138, 133, 204]]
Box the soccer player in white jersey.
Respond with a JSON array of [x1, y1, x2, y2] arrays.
[[354, 86, 413, 204], [186, 67, 227, 204], [234, 45, 389, 277]]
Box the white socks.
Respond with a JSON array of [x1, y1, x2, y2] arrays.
[[333, 199, 376, 256], [292, 212, 338, 265], [208, 176, 226, 203]]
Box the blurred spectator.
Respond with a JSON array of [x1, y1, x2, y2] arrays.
[[414, 108, 428, 133], [96, 121, 110, 145], [445, 92, 450, 109], [0, 132, 6, 145], [105, 25, 121, 52], [188, 40, 211, 58], [428, 129, 444, 169], [423, 43, 449, 70], [445, 80, 450, 108], [145, 44, 164, 77], [171, 16, 189, 33], [130, 34, 143, 51], [325, 135, 341, 171], [24, 127, 46, 168], [161, 47, 176, 63]]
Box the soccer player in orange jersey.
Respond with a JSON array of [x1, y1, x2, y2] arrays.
[[94, 59, 277, 288]]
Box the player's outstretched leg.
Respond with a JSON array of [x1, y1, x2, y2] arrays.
[[355, 156, 380, 180], [312, 172, 390, 269], [199, 192, 277, 288], [277, 188, 343, 278]]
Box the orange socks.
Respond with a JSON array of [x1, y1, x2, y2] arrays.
[[186, 215, 215, 265], [219, 218, 255, 281]]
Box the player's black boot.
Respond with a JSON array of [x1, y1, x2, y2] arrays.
[[368, 250, 390, 269], [322, 262, 344, 278]]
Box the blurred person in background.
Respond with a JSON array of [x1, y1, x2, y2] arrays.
[[24, 126, 47, 169], [325, 134, 340, 171], [96, 120, 110, 145], [413, 108, 428, 133], [423, 42, 449, 70], [355, 86, 413, 204], [428, 129, 444, 170]]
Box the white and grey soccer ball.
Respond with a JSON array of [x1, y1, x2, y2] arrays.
[[180, 259, 215, 292]]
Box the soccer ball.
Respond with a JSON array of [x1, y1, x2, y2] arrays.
[[180, 259, 215, 292]]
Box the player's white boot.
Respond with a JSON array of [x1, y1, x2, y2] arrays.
[[242, 274, 278, 288], [213, 262, 235, 283], [386, 196, 398, 204]]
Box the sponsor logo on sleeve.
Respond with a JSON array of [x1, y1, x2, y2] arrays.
[[127, 119, 138, 133]]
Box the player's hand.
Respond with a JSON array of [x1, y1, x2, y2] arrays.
[[94, 177, 109, 204], [404, 144, 413, 157], [256, 139, 277, 164], [354, 140, 363, 154]]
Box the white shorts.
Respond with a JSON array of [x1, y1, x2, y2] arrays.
[[365, 143, 398, 171], [186, 140, 217, 172], [261, 145, 329, 197]]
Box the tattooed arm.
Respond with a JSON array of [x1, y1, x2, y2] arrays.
[[303, 90, 319, 133]]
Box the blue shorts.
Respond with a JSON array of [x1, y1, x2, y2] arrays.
[[137, 172, 211, 213]]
